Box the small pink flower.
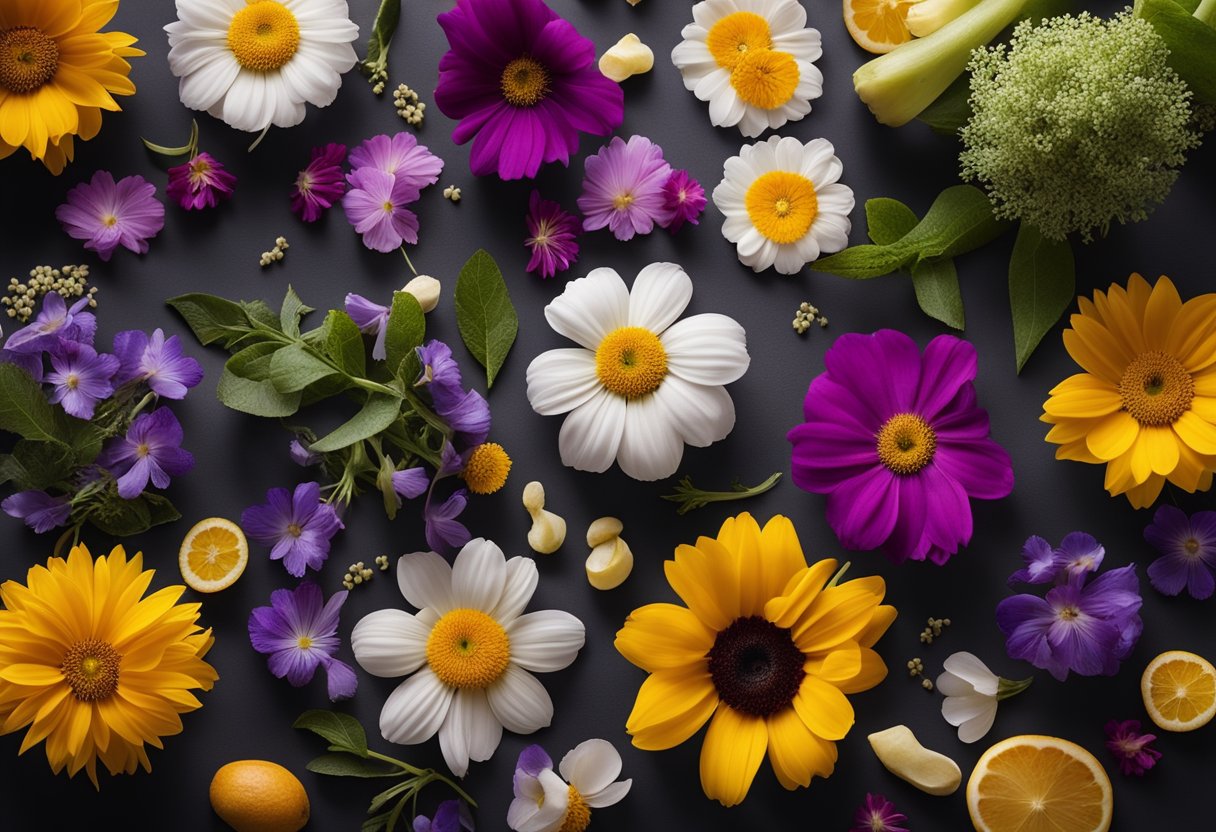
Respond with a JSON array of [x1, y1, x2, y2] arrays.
[[660, 169, 706, 234], [166, 152, 236, 211], [341, 167, 420, 253], [292, 143, 347, 222], [1104, 719, 1161, 776], [55, 171, 165, 262], [524, 190, 579, 279]]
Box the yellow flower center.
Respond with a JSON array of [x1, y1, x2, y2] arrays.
[[66, 373, 80, 390], [61, 638, 121, 702], [706, 12, 772, 70], [595, 327, 668, 399], [189, 157, 212, 184], [1118, 350, 1194, 426], [297, 636, 313, 649], [730, 48, 799, 109], [1059, 605, 1080, 621], [426, 608, 511, 689], [227, 0, 300, 73], [462, 442, 512, 495], [0, 27, 59, 94], [612, 193, 635, 211], [558, 785, 591, 832], [1185, 537, 1201, 556], [135, 442, 151, 458], [500, 56, 549, 107], [745, 171, 818, 245], [876, 413, 937, 475], [102, 214, 119, 227], [287, 522, 303, 538]]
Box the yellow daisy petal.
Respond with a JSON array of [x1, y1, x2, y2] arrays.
[[1142, 275, 1183, 351], [792, 577, 885, 653], [664, 543, 736, 632], [835, 647, 889, 694], [1173, 410, 1216, 455], [766, 706, 836, 790], [1085, 411, 1139, 460], [1043, 385, 1122, 419], [792, 675, 854, 741], [615, 603, 716, 672], [626, 666, 718, 751], [698, 705, 768, 807], [762, 559, 838, 630]]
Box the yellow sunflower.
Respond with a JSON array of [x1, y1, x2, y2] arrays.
[[0, 0, 143, 174], [615, 512, 894, 807], [0, 543, 217, 787], [1042, 274, 1216, 508]]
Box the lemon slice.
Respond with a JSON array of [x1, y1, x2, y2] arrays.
[[844, 0, 924, 55], [180, 517, 249, 593], [967, 735, 1112, 832], [1141, 649, 1216, 732], [586, 539, 633, 590]]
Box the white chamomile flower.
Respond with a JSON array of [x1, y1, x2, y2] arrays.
[[165, 0, 359, 133], [526, 263, 750, 482], [936, 651, 1033, 744], [508, 739, 632, 832], [672, 0, 823, 137], [350, 539, 585, 777], [713, 136, 855, 275]]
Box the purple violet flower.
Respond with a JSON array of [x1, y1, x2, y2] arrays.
[[348, 133, 443, 196], [342, 167, 421, 253], [424, 488, 471, 554], [289, 439, 321, 467], [112, 328, 203, 399], [392, 467, 429, 500], [166, 152, 236, 211], [241, 481, 344, 577], [413, 800, 474, 832], [44, 341, 119, 420], [851, 793, 908, 832], [1144, 504, 1216, 599], [248, 581, 358, 701], [2, 491, 72, 533], [97, 407, 195, 499], [0, 349, 45, 382], [524, 190, 580, 279], [660, 169, 706, 234], [54, 171, 165, 262], [344, 293, 390, 360], [292, 143, 348, 222], [1104, 719, 1161, 777], [415, 340, 491, 447], [1010, 532, 1105, 585], [3, 292, 96, 355], [578, 135, 673, 241]]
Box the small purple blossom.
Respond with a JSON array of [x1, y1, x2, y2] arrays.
[[3, 292, 96, 355], [97, 408, 195, 499], [392, 467, 429, 500], [1105, 719, 1160, 776], [0, 349, 45, 382], [2, 491, 71, 533], [424, 487, 471, 554], [166, 152, 236, 211], [1010, 532, 1105, 585], [241, 481, 344, 577], [1144, 504, 1216, 599], [415, 340, 491, 447], [413, 800, 474, 832], [248, 581, 358, 701], [55, 171, 165, 262], [578, 135, 673, 241], [851, 793, 908, 832], [344, 293, 390, 360], [342, 167, 421, 253], [659, 169, 706, 234], [112, 328, 203, 399], [45, 342, 119, 420], [524, 190, 579, 279], [349, 133, 443, 196], [289, 439, 321, 467], [292, 143, 348, 222]]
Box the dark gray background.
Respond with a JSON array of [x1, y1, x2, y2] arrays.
[[1, 0, 1212, 829]]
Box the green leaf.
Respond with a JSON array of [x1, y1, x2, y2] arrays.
[[309, 394, 401, 453], [142, 119, 198, 157], [916, 73, 972, 136], [911, 259, 966, 330], [142, 492, 182, 529], [360, 0, 401, 76], [454, 249, 518, 388], [280, 286, 313, 338], [901, 185, 1010, 262], [1136, 0, 1216, 104], [242, 299, 282, 332], [362, 813, 391, 832], [89, 492, 153, 537], [369, 780, 416, 815], [0, 364, 66, 445], [810, 244, 916, 279], [270, 344, 340, 393], [324, 310, 367, 378], [167, 294, 256, 348], [1, 441, 76, 489], [225, 341, 282, 382], [1009, 223, 1075, 373], [865, 198, 918, 246], [294, 710, 369, 756], [383, 291, 425, 375], [217, 369, 301, 417], [305, 754, 397, 778]]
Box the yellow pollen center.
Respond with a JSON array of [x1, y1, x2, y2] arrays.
[[1059, 606, 1080, 621], [1185, 538, 1201, 556], [745, 171, 818, 245], [461, 442, 513, 495], [558, 785, 591, 832], [612, 193, 635, 211], [189, 158, 212, 184], [730, 48, 800, 109], [595, 326, 668, 399], [875, 413, 937, 475], [706, 12, 772, 70], [501, 56, 549, 107], [66, 374, 80, 389], [297, 636, 313, 649], [135, 442, 151, 458], [1119, 350, 1194, 426], [227, 1, 300, 72], [61, 638, 121, 702], [102, 214, 119, 227], [382, 200, 394, 213], [287, 523, 303, 537], [0, 26, 59, 93], [426, 609, 511, 689]]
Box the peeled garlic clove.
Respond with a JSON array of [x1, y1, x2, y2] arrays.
[[598, 33, 653, 83], [401, 275, 441, 313], [867, 725, 962, 796], [586, 516, 623, 548], [523, 481, 566, 554], [586, 538, 633, 590]]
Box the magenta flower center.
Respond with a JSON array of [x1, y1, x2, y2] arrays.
[[0, 27, 59, 93], [876, 413, 937, 475], [296, 171, 313, 194], [1118, 350, 1193, 426], [707, 616, 804, 717], [500, 56, 549, 107]]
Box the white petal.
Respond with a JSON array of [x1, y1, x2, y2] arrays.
[[942, 693, 997, 727], [941, 652, 1000, 695], [509, 770, 568, 832], [775, 136, 807, 171], [544, 268, 630, 350], [558, 389, 626, 473], [176, 52, 240, 112], [379, 669, 454, 745], [526, 349, 600, 416], [934, 670, 977, 697], [559, 739, 622, 796], [774, 243, 808, 275], [451, 538, 507, 612], [628, 263, 693, 334], [616, 395, 685, 481], [491, 557, 539, 624], [351, 609, 429, 678], [585, 779, 632, 809], [508, 611, 585, 672], [397, 551, 454, 614], [487, 665, 554, 735], [652, 375, 735, 447], [662, 314, 750, 386], [222, 70, 269, 132], [957, 708, 999, 744], [267, 70, 307, 128], [438, 688, 503, 778]]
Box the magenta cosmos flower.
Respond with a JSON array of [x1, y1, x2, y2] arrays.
[[434, 0, 624, 180], [578, 135, 673, 241], [788, 330, 1013, 564], [292, 143, 347, 222], [524, 190, 579, 279], [55, 171, 165, 262], [166, 152, 236, 211]]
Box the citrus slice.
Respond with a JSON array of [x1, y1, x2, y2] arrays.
[[844, 0, 924, 55], [179, 517, 248, 593], [1141, 649, 1216, 732], [966, 735, 1112, 832]]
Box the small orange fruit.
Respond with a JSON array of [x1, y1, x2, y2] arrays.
[[210, 760, 309, 832], [179, 517, 248, 593], [1141, 649, 1216, 732], [844, 0, 924, 54]]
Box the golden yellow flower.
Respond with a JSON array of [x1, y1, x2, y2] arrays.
[[1042, 274, 1216, 508], [0, 0, 143, 173], [615, 512, 894, 806], [0, 543, 217, 786]]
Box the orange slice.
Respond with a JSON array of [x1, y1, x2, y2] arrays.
[[966, 735, 1112, 832], [844, 0, 924, 54], [179, 517, 248, 593], [1141, 649, 1216, 732]]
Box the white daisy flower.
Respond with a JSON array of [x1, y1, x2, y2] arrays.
[[350, 539, 585, 777], [165, 0, 359, 133], [508, 739, 632, 832], [936, 651, 1033, 744], [671, 0, 823, 137], [526, 263, 750, 482], [713, 135, 855, 275]]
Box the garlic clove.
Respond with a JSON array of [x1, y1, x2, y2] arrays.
[[867, 724, 962, 796], [586, 516, 624, 548], [401, 275, 441, 313], [523, 481, 566, 554], [586, 538, 633, 590], [598, 33, 654, 83]]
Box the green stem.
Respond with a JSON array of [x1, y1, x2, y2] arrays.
[[826, 561, 852, 588], [400, 246, 418, 277], [1196, 0, 1216, 27], [127, 390, 157, 421], [367, 749, 427, 778], [401, 388, 453, 439], [996, 675, 1034, 700]]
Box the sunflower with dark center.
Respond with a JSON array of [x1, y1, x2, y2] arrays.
[[615, 512, 895, 806]]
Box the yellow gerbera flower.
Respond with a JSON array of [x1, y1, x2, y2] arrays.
[[1042, 274, 1216, 508], [615, 512, 894, 806], [0, 543, 217, 787], [0, 0, 143, 174]]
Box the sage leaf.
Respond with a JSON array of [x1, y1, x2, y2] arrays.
[[0, 364, 67, 445], [309, 394, 401, 453], [3, 441, 76, 490], [280, 286, 313, 337], [383, 291, 425, 377], [305, 754, 396, 778], [168, 293, 255, 347], [455, 249, 517, 388], [901, 185, 1010, 261], [242, 299, 282, 332], [225, 341, 281, 382], [360, 0, 401, 78], [809, 244, 915, 279], [1009, 223, 1075, 373], [217, 369, 301, 417], [142, 492, 182, 528], [369, 780, 415, 815], [294, 710, 369, 756], [89, 492, 153, 537], [324, 310, 367, 377], [911, 260, 966, 330], [270, 344, 340, 393], [866, 198, 918, 246]]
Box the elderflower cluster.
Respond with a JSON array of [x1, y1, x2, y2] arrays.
[[960, 12, 1201, 243], [4, 265, 95, 323], [259, 236, 289, 267], [919, 616, 951, 645], [442, 185, 461, 203], [368, 65, 388, 95], [393, 83, 425, 125], [342, 561, 375, 590], [792, 301, 827, 334]]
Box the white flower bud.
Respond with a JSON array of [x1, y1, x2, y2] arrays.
[[401, 275, 441, 313]]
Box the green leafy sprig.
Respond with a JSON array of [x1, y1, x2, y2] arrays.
[[359, 0, 402, 94], [661, 472, 783, 515]]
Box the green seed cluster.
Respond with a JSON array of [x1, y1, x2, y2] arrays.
[[4, 265, 95, 323], [919, 616, 951, 645], [394, 84, 425, 125], [792, 301, 827, 335], [442, 185, 462, 203], [342, 561, 375, 590], [259, 236, 289, 267]]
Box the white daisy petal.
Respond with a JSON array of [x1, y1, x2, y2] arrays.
[[544, 268, 630, 350], [628, 263, 694, 334], [351, 609, 429, 678], [526, 348, 600, 416], [379, 669, 453, 745], [585, 779, 633, 809], [559, 739, 623, 797], [176, 50, 240, 111], [438, 688, 503, 778], [510, 770, 569, 832], [663, 314, 750, 386], [507, 611, 586, 673], [941, 651, 1000, 695], [397, 551, 454, 614], [490, 557, 539, 624], [616, 395, 686, 481], [653, 375, 736, 447], [451, 538, 507, 612], [487, 665, 554, 734], [559, 389, 626, 473]]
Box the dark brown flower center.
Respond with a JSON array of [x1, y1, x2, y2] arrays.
[[0, 27, 59, 94], [61, 638, 121, 701], [501, 56, 549, 107], [1119, 350, 1193, 426], [707, 616, 804, 717]]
